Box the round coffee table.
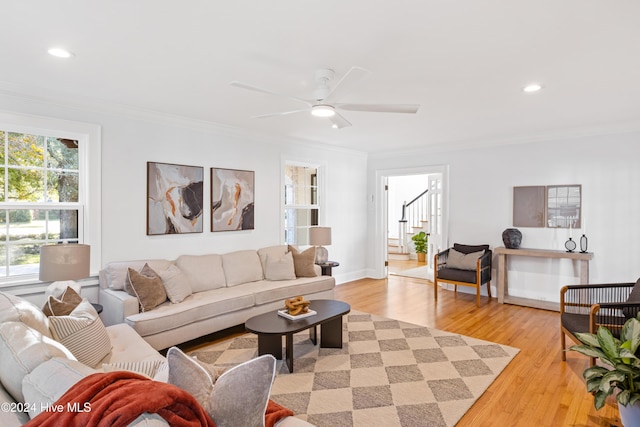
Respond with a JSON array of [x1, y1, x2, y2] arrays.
[[245, 299, 350, 373]]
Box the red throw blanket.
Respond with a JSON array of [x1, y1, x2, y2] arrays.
[[24, 371, 294, 427]]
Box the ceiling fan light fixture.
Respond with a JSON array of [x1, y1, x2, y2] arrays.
[[311, 105, 336, 118], [47, 47, 74, 58], [523, 83, 543, 93]]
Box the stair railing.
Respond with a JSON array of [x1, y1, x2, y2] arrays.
[[399, 189, 429, 253]]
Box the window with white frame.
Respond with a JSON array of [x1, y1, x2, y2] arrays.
[[284, 162, 321, 245], [0, 129, 84, 279]]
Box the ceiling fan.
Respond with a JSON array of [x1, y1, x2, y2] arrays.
[[230, 67, 420, 129]]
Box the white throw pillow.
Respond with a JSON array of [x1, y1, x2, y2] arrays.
[[167, 347, 276, 427], [157, 264, 192, 303], [0, 322, 75, 402], [22, 357, 96, 418], [48, 299, 112, 368], [264, 252, 296, 281], [0, 290, 52, 338], [446, 248, 485, 271]]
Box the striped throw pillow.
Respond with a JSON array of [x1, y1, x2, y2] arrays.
[[49, 299, 112, 368], [102, 359, 165, 379]]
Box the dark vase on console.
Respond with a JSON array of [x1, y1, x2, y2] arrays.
[[502, 228, 522, 249]]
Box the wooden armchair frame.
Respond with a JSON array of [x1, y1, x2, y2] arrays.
[[433, 248, 492, 307], [560, 282, 639, 365]]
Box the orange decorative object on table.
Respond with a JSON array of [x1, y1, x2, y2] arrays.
[[284, 296, 310, 316]]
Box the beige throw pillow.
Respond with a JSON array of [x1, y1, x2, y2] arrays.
[[446, 248, 485, 271], [48, 299, 112, 368], [288, 245, 317, 277], [265, 252, 296, 281], [125, 263, 167, 312], [42, 286, 83, 317], [157, 264, 192, 303]]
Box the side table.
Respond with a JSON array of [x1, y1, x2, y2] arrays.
[[317, 261, 339, 277], [91, 303, 103, 314]]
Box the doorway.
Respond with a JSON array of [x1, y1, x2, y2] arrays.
[[373, 165, 448, 279]]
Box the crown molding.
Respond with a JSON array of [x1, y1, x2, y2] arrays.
[[0, 82, 367, 159]]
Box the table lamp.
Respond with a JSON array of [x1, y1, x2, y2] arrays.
[[39, 243, 90, 299], [309, 226, 331, 264]]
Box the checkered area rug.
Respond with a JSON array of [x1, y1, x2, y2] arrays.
[[189, 311, 519, 427]]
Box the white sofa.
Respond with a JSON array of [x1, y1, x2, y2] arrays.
[[99, 245, 336, 350], [0, 291, 312, 427]]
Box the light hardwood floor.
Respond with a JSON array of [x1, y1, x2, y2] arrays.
[[186, 260, 621, 426], [336, 259, 620, 427]]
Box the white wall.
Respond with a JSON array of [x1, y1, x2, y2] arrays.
[[387, 174, 429, 238], [0, 93, 368, 300], [368, 133, 640, 303]]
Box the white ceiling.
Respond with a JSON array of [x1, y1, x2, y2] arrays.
[[2, 1, 640, 154]]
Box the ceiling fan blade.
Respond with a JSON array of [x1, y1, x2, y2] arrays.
[[329, 112, 352, 129], [230, 81, 311, 106], [252, 109, 309, 119], [336, 103, 420, 114], [323, 66, 371, 103]]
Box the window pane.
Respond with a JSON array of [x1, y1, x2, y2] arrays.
[[47, 171, 79, 202], [0, 210, 5, 241], [9, 244, 40, 276], [8, 132, 44, 167], [47, 137, 79, 170], [0, 130, 4, 163], [7, 169, 44, 202], [0, 168, 4, 202], [285, 208, 318, 228], [284, 165, 317, 205]]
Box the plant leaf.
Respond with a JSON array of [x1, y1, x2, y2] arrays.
[[570, 345, 607, 360], [586, 377, 603, 393], [597, 327, 620, 360], [600, 371, 626, 392], [575, 332, 600, 348], [584, 366, 609, 380], [621, 318, 640, 354], [619, 390, 632, 406], [594, 390, 611, 410], [614, 363, 638, 375], [630, 394, 640, 406]]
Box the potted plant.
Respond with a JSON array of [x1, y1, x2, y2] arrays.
[[411, 231, 428, 263], [570, 314, 640, 426]]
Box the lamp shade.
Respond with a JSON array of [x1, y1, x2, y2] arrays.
[[39, 244, 90, 282], [309, 227, 331, 246]]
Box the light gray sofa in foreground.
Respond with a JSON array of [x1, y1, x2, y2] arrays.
[[0, 291, 313, 426], [99, 245, 336, 350]]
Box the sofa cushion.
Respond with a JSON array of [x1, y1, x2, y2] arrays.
[[222, 250, 264, 286], [48, 300, 113, 368], [102, 359, 165, 379], [22, 357, 96, 418], [0, 291, 52, 338], [437, 267, 478, 284], [264, 252, 297, 281], [102, 324, 166, 365], [446, 248, 484, 271], [0, 322, 75, 402], [157, 264, 192, 304], [126, 265, 168, 312], [288, 246, 318, 277], [257, 245, 288, 273], [176, 254, 226, 292], [244, 276, 336, 306], [167, 347, 276, 427], [105, 259, 174, 290], [125, 287, 255, 338], [42, 286, 83, 317]]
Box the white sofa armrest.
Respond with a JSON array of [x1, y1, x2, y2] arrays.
[[99, 287, 140, 326]]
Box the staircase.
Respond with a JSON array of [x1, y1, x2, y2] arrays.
[[389, 189, 429, 261]]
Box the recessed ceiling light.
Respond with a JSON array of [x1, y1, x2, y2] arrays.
[[331, 124, 338, 129], [311, 105, 336, 118], [47, 47, 74, 58], [523, 83, 543, 93]]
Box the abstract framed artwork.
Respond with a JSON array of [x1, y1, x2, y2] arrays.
[[147, 162, 204, 235], [210, 168, 255, 232], [513, 186, 546, 227]]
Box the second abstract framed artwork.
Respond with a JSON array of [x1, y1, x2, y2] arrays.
[[210, 168, 255, 231]]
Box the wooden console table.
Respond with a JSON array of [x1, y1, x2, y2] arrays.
[[495, 247, 594, 311]]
